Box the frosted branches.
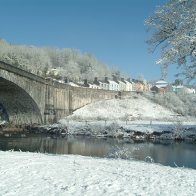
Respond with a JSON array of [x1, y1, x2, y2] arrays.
[[145, 0, 196, 83]]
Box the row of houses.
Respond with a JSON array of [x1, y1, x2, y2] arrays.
[[46, 68, 153, 93], [46, 69, 195, 94], [67, 77, 151, 92], [46, 68, 148, 92], [90, 77, 132, 91]]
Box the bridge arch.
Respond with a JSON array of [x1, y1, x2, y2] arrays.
[[0, 77, 43, 125]]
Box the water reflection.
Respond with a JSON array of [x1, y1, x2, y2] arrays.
[[0, 134, 195, 169]]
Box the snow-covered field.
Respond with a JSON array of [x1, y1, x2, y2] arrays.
[[0, 151, 196, 196], [57, 95, 196, 140]]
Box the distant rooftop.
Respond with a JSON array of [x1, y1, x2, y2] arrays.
[[156, 80, 168, 84]]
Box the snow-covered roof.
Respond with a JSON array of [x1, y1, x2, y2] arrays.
[[68, 82, 80, 87], [108, 80, 118, 85], [124, 80, 132, 84], [118, 80, 126, 85], [172, 85, 184, 89], [89, 83, 98, 86], [57, 80, 65, 84], [156, 80, 168, 84], [155, 80, 168, 88], [155, 84, 168, 88], [99, 81, 108, 85]]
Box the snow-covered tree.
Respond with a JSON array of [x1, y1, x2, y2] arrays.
[[0, 39, 117, 81], [145, 0, 196, 83]]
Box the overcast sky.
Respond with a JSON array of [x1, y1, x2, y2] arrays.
[[0, 0, 178, 82]]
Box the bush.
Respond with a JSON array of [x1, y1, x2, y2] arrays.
[[144, 92, 196, 117]]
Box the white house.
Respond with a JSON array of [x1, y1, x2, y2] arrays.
[[124, 79, 133, 91], [117, 78, 127, 91], [93, 77, 109, 90], [46, 68, 59, 76], [107, 79, 119, 91], [171, 85, 184, 94], [99, 81, 109, 90], [184, 87, 196, 94], [89, 83, 101, 89]]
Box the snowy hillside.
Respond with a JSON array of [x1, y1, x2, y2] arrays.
[[66, 95, 179, 121]]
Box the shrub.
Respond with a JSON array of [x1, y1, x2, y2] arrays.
[[144, 92, 196, 117]]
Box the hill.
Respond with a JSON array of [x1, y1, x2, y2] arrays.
[[65, 94, 182, 121]]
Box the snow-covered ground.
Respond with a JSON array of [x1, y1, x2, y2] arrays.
[[66, 95, 179, 121], [57, 95, 196, 140], [0, 151, 195, 196], [57, 120, 196, 139]]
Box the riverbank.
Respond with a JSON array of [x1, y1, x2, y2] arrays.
[[0, 150, 195, 196], [2, 120, 195, 142], [57, 96, 196, 141], [24, 120, 195, 142]]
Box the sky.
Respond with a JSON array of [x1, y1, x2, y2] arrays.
[[0, 0, 178, 82]]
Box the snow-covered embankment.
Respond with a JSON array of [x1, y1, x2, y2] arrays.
[[56, 95, 196, 140]]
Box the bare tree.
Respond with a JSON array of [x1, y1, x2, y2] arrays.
[[145, 0, 196, 83]]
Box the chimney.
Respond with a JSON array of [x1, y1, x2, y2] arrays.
[[84, 79, 88, 86], [94, 77, 98, 82], [112, 75, 117, 81], [105, 77, 108, 83], [64, 77, 68, 83], [94, 77, 99, 85], [121, 78, 125, 82], [127, 78, 131, 82]]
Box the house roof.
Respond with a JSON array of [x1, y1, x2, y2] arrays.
[[117, 80, 126, 85], [68, 82, 80, 87], [99, 81, 109, 85], [156, 80, 168, 84], [155, 84, 168, 88], [172, 85, 184, 89], [107, 80, 118, 85], [124, 80, 132, 84], [155, 80, 168, 88]]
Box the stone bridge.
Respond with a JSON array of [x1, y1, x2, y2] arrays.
[[0, 61, 126, 125]]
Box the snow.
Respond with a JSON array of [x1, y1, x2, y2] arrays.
[[0, 120, 7, 125], [65, 95, 179, 121], [56, 119, 196, 140], [0, 151, 195, 196], [57, 95, 196, 139], [156, 80, 168, 84], [67, 82, 80, 87]]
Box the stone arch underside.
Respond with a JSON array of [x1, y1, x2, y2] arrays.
[[0, 77, 42, 125]]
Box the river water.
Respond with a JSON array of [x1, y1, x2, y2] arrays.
[[0, 134, 195, 169]]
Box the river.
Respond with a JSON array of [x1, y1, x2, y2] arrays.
[[0, 133, 195, 169]]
